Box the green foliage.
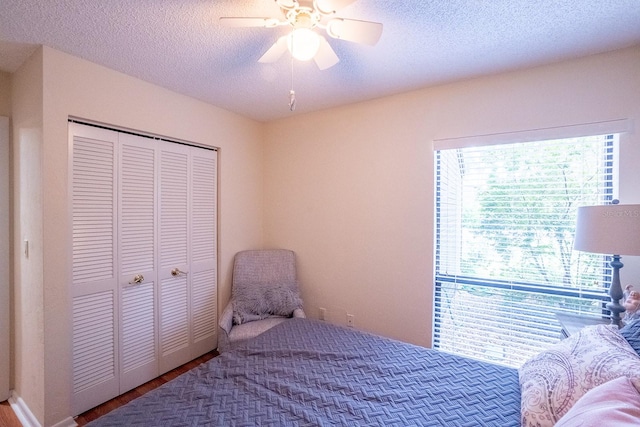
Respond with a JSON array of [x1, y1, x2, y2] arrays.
[[457, 138, 610, 288], [435, 136, 614, 367]]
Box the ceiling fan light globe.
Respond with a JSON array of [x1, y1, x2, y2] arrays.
[[287, 28, 321, 61]]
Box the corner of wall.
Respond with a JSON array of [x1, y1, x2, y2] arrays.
[[0, 71, 12, 116], [10, 46, 46, 426]]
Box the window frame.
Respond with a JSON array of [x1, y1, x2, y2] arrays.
[[432, 121, 629, 367]]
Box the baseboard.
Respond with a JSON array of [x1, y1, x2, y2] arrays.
[[9, 391, 40, 427], [50, 416, 78, 427], [8, 391, 77, 427]]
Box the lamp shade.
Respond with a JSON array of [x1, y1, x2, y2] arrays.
[[574, 204, 640, 256]]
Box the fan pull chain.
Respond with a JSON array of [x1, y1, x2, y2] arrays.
[[289, 90, 296, 111], [289, 42, 296, 111]]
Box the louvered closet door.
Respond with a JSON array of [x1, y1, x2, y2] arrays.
[[158, 142, 191, 373], [157, 143, 217, 372], [70, 124, 120, 415], [189, 147, 217, 356], [117, 133, 159, 393]]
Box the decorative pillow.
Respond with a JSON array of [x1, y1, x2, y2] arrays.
[[232, 283, 303, 325], [519, 324, 640, 427], [620, 318, 640, 357], [555, 376, 640, 427]]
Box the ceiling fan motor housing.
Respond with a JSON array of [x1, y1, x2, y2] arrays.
[[285, 7, 321, 30]]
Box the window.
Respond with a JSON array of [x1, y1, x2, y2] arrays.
[[434, 133, 617, 368]]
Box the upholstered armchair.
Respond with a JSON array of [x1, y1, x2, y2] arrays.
[[218, 249, 306, 352]]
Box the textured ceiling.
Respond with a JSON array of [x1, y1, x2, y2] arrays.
[[1, 0, 640, 122]]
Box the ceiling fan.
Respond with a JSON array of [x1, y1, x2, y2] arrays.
[[220, 0, 383, 70]]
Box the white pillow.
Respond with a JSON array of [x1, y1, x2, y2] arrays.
[[555, 376, 640, 426], [519, 324, 640, 427]]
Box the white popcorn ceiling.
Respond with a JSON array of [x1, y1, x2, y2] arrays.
[[1, 0, 639, 122]]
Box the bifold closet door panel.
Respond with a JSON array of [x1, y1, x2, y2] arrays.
[[118, 133, 159, 394], [158, 142, 191, 374], [158, 143, 218, 371], [189, 147, 218, 356], [70, 123, 120, 415]]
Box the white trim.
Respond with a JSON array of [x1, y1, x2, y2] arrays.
[[9, 390, 41, 427], [9, 391, 77, 427], [433, 118, 633, 151], [50, 417, 78, 427]]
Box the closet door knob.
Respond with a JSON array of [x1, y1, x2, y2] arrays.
[[171, 268, 188, 277], [129, 274, 144, 284]]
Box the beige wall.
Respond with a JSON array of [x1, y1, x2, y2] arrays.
[[0, 71, 12, 401], [1, 71, 12, 400], [263, 46, 640, 348], [0, 71, 11, 116], [11, 48, 46, 422], [0, 116, 8, 403], [12, 46, 265, 426]]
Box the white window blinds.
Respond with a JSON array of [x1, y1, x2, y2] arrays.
[[434, 134, 617, 367]]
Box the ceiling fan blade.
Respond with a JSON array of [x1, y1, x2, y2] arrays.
[[275, 0, 298, 9], [314, 0, 358, 14], [258, 36, 289, 63], [219, 17, 281, 28], [314, 36, 339, 70], [326, 18, 383, 45]]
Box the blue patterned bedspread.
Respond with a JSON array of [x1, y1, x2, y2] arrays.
[[88, 318, 521, 426]]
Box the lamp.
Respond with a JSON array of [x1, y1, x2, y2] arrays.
[[574, 202, 640, 327]]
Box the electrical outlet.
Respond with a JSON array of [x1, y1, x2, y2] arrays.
[[319, 307, 327, 321], [347, 314, 354, 327]]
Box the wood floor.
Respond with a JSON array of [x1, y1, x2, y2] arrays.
[[0, 400, 22, 427], [0, 350, 219, 426]]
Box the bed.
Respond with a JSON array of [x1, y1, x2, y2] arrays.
[[86, 317, 640, 426]]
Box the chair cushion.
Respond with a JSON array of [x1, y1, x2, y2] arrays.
[[228, 317, 289, 344], [232, 282, 303, 325]]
